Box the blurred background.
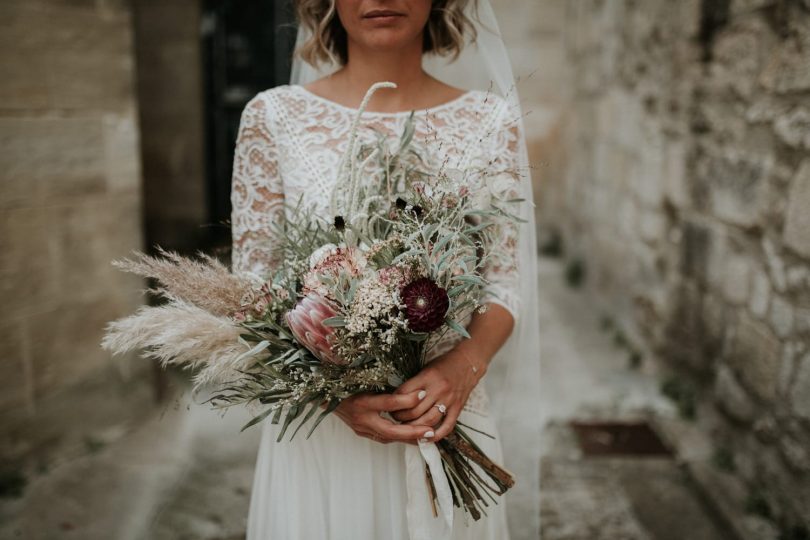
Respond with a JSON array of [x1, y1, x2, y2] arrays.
[[1, 0, 809, 539]]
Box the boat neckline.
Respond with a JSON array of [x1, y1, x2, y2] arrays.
[[291, 84, 475, 117]]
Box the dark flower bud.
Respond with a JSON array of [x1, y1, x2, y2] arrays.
[[401, 277, 449, 333], [395, 197, 407, 210], [411, 205, 423, 219], [334, 216, 345, 230]]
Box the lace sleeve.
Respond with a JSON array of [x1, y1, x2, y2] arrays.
[[230, 93, 285, 276], [480, 101, 522, 323]]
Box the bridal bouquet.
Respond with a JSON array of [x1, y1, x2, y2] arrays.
[[103, 82, 523, 521]]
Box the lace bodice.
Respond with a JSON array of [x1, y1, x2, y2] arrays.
[[230, 84, 522, 416]]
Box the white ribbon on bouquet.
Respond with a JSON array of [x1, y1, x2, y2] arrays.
[[405, 441, 454, 540]]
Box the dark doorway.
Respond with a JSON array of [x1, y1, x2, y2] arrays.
[[200, 0, 297, 252]]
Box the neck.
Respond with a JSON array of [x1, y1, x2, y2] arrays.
[[335, 37, 430, 111]]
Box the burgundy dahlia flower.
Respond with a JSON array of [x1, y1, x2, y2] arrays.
[[401, 277, 449, 333]]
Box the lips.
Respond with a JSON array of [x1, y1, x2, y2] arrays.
[[363, 9, 405, 19]]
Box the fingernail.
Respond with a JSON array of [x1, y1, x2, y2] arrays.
[[417, 390, 427, 400], [424, 430, 435, 438]]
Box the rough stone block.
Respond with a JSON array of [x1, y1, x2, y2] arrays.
[[779, 435, 810, 474], [0, 50, 50, 111], [774, 107, 810, 150], [51, 195, 142, 305], [763, 237, 788, 292], [45, 10, 135, 111], [712, 23, 768, 99], [639, 208, 666, 243], [784, 160, 810, 258], [664, 139, 689, 208], [796, 307, 810, 335], [791, 352, 810, 421], [0, 3, 53, 110], [760, 38, 810, 94], [728, 314, 782, 402], [715, 364, 756, 424], [769, 296, 794, 338], [28, 297, 128, 398], [617, 196, 638, 240], [703, 292, 730, 359], [102, 111, 142, 194], [745, 96, 790, 124], [786, 265, 810, 291], [0, 320, 30, 412], [0, 2, 135, 112], [0, 207, 59, 314], [696, 149, 771, 228], [749, 268, 771, 319], [679, 220, 712, 283], [663, 282, 716, 372], [0, 117, 106, 199], [732, 0, 778, 14], [613, 90, 644, 150], [694, 98, 747, 141], [779, 342, 798, 397], [636, 142, 665, 207], [722, 249, 752, 306]]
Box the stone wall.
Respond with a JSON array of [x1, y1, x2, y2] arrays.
[[520, 0, 810, 531], [0, 1, 144, 416]]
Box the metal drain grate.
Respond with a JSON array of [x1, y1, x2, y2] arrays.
[[570, 421, 673, 457]]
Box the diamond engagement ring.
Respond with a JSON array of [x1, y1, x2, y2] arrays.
[[435, 403, 447, 415]]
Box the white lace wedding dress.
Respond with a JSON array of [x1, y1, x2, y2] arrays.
[[230, 84, 521, 540]]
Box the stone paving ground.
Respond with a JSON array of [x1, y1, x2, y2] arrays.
[[0, 257, 742, 539]]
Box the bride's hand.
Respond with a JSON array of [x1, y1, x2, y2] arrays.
[[390, 348, 485, 443], [333, 391, 435, 445]]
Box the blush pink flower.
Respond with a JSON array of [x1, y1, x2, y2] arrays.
[[285, 294, 344, 365], [377, 265, 417, 289], [303, 246, 367, 297]]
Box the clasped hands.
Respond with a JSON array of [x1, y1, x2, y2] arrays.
[[334, 346, 486, 445]]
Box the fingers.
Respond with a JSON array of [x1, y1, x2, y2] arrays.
[[370, 414, 435, 442], [358, 430, 418, 446], [430, 404, 461, 442], [405, 405, 445, 428], [391, 393, 435, 422], [358, 430, 390, 444], [392, 377, 450, 422], [360, 390, 425, 412], [395, 371, 430, 395]]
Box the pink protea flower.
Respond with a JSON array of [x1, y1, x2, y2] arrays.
[[285, 294, 344, 365]]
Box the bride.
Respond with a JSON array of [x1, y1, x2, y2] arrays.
[[230, 1, 541, 538]]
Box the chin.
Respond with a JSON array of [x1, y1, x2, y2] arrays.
[[360, 28, 420, 51]]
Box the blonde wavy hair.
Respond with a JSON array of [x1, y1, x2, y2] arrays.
[[294, 0, 478, 67]]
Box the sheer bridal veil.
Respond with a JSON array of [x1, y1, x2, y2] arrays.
[[289, 2, 542, 538]]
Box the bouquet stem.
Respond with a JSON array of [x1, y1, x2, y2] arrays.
[[429, 427, 516, 520]]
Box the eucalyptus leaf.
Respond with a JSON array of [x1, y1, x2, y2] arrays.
[[452, 274, 487, 286], [322, 316, 347, 328], [240, 407, 276, 432], [445, 318, 471, 339], [306, 399, 341, 439], [289, 399, 324, 441], [276, 403, 303, 442], [234, 340, 270, 364], [448, 285, 468, 298]]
